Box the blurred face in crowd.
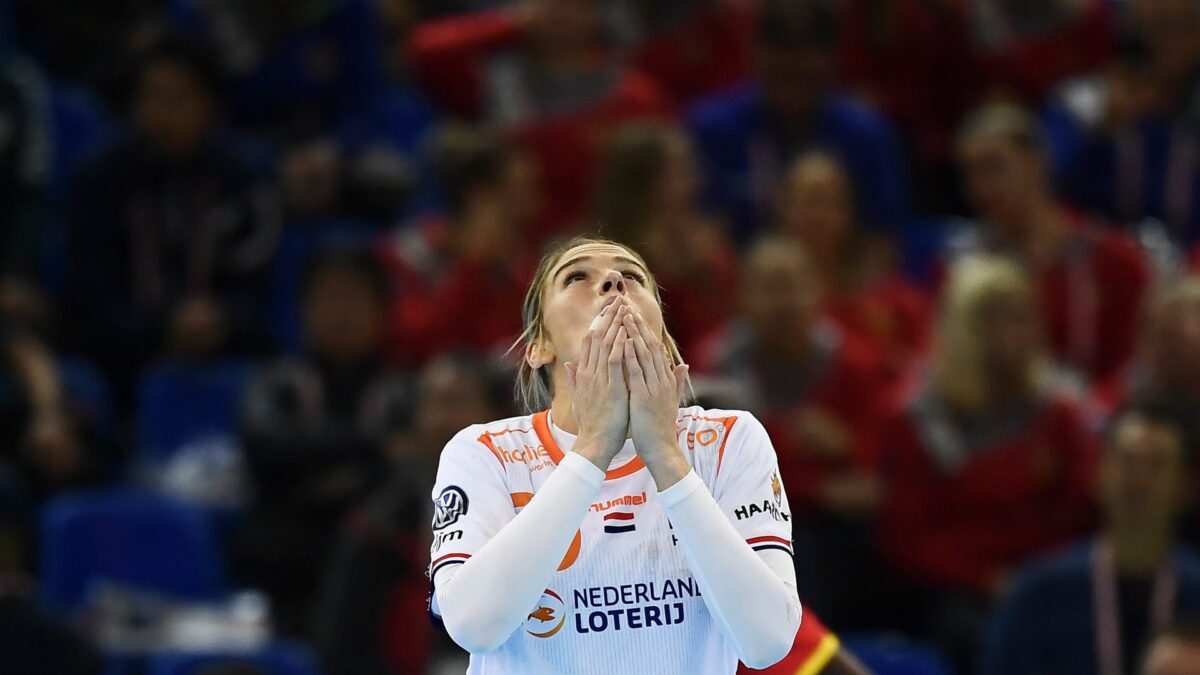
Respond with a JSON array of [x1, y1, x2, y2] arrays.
[[134, 60, 215, 159], [741, 243, 822, 358], [975, 288, 1039, 384], [1133, 0, 1200, 84], [417, 360, 496, 447], [1141, 633, 1200, 675], [1100, 415, 1188, 536], [758, 44, 832, 124], [459, 151, 541, 260], [1147, 285, 1200, 392], [531, 241, 666, 374], [499, 151, 542, 231], [524, 0, 603, 56], [959, 134, 1047, 232], [304, 267, 386, 364], [654, 131, 700, 217], [777, 153, 854, 260]]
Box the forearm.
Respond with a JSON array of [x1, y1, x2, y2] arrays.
[[660, 471, 802, 669], [434, 452, 604, 653]]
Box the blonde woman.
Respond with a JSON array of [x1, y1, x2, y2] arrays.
[[427, 236, 861, 674], [877, 255, 1097, 664]]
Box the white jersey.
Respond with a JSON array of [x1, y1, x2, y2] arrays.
[[428, 406, 794, 675]]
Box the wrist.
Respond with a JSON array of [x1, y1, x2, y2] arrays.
[[572, 434, 621, 473], [643, 443, 690, 491]]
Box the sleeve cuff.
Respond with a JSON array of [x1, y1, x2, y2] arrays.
[[657, 470, 704, 508], [561, 452, 606, 488]]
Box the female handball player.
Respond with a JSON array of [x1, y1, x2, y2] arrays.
[[428, 236, 814, 673]]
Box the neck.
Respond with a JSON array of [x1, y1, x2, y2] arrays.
[[549, 390, 578, 434], [1001, 199, 1065, 266], [1108, 527, 1173, 577]]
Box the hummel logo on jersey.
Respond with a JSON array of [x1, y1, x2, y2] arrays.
[[603, 512, 636, 534]]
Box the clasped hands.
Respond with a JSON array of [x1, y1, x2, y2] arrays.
[[563, 296, 691, 490]]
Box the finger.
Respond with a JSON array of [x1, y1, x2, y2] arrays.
[[652, 343, 673, 386], [672, 363, 689, 402], [631, 309, 662, 351], [608, 326, 627, 375], [631, 310, 670, 384], [564, 361, 577, 389], [579, 330, 596, 374], [599, 304, 627, 383], [585, 300, 620, 372], [624, 338, 648, 397], [624, 311, 656, 382]]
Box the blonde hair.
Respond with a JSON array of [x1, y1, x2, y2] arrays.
[[511, 235, 688, 413], [934, 255, 1044, 412], [955, 101, 1046, 155], [1150, 274, 1200, 318]]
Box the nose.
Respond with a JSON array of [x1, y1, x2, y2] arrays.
[[600, 270, 625, 295]]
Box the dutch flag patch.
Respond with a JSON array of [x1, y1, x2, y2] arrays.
[[603, 512, 636, 534]]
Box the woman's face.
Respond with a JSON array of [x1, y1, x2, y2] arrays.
[[959, 135, 1044, 229], [656, 133, 699, 216], [1151, 296, 1200, 384], [977, 292, 1039, 379], [740, 247, 821, 355], [533, 242, 665, 372], [777, 156, 854, 257]]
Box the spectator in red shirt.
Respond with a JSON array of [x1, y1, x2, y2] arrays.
[[628, 0, 758, 105], [952, 101, 1150, 384], [594, 123, 738, 356], [694, 237, 893, 628], [879, 255, 1097, 666], [382, 126, 539, 366], [406, 0, 673, 241], [776, 151, 932, 389]]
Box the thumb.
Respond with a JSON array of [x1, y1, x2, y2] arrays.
[[564, 361, 577, 388], [673, 363, 690, 400]]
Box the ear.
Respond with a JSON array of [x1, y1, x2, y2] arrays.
[[525, 338, 555, 371]]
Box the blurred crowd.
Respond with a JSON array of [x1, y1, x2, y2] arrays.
[[5, 0, 1200, 673]]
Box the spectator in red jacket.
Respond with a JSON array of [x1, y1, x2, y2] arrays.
[[382, 126, 539, 366], [879, 255, 1098, 665], [594, 123, 738, 356], [694, 237, 893, 628], [776, 150, 932, 389], [406, 0, 673, 241], [968, 0, 1116, 103], [952, 101, 1150, 384]]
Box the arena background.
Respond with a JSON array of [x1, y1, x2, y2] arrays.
[[2, 0, 1200, 673]]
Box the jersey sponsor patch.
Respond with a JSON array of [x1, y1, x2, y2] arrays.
[[433, 485, 469, 530], [603, 511, 636, 534], [525, 588, 568, 638]]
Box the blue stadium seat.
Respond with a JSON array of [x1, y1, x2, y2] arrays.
[[136, 361, 253, 464], [147, 643, 318, 675], [39, 489, 228, 612], [842, 634, 952, 675]]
